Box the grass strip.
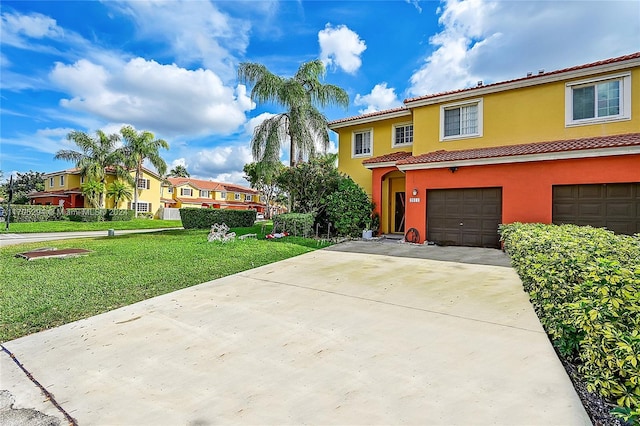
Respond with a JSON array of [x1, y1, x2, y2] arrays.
[[1, 219, 183, 233]]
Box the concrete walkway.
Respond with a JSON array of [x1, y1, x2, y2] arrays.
[[0, 245, 590, 425]]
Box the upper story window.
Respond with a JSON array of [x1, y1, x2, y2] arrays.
[[137, 178, 149, 189], [59, 175, 65, 186], [49, 177, 54, 188], [440, 99, 483, 141], [234, 193, 241, 200], [245, 194, 252, 201], [393, 124, 413, 147], [352, 129, 372, 157], [220, 192, 227, 199], [80, 176, 85, 184], [200, 190, 210, 198], [566, 73, 631, 126], [180, 188, 192, 196], [167, 187, 173, 194]]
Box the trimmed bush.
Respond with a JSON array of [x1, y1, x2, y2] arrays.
[[501, 223, 640, 421], [4, 205, 64, 223], [272, 213, 315, 237], [326, 177, 372, 237], [66, 208, 108, 222], [180, 208, 256, 229]]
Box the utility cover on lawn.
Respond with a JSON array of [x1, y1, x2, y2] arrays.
[[16, 247, 92, 261]]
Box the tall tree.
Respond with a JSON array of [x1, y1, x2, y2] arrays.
[[0, 170, 45, 204], [167, 165, 190, 177], [55, 130, 131, 207], [120, 126, 169, 217], [237, 59, 349, 167], [81, 180, 104, 209]]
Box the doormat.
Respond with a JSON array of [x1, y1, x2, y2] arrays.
[[16, 247, 92, 261]]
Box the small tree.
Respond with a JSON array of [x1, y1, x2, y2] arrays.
[[168, 165, 190, 177], [107, 181, 133, 209], [326, 177, 372, 237], [81, 180, 105, 208], [0, 170, 45, 204], [243, 162, 284, 219]]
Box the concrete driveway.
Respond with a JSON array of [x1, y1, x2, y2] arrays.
[[1, 245, 589, 425]]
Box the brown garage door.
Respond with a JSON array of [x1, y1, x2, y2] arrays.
[[553, 183, 640, 235], [427, 187, 502, 248]]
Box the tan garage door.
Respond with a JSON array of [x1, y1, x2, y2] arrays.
[[553, 183, 640, 235], [427, 188, 502, 248]]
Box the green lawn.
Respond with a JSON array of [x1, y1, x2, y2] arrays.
[[1, 218, 183, 233], [0, 225, 331, 342]]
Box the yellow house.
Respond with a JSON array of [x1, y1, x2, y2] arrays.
[[164, 177, 265, 212], [329, 52, 640, 247], [29, 167, 164, 216]]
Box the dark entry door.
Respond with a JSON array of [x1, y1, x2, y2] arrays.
[[394, 192, 405, 233], [553, 183, 639, 235], [427, 187, 502, 248]]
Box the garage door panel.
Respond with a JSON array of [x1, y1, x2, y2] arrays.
[[427, 187, 502, 248], [553, 183, 639, 235]]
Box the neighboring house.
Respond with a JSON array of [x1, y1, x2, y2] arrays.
[[28, 167, 163, 215], [329, 52, 640, 248], [164, 177, 266, 213]]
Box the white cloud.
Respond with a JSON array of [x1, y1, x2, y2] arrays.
[[409, 0, 640, 96], [49, 57, 254, 137], [189, 144, 253, 181], [354, 83, 403, 114], [406, 0, 423, 13], [0, 11, 63, 43], [319, 24, 367, 74], [105, 0, 250, 81]]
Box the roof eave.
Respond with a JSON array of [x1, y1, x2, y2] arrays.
[[328, 109, 411, 130]]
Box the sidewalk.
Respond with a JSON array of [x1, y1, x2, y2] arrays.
[[0, 228, 181, 247]]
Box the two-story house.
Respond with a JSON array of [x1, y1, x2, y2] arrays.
[[329, 52, 640, 248], [29, 167, 163, 215], [163, 177, 265, 213]]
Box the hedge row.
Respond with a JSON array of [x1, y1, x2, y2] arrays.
[[272, 213, 315, 237], [66, 208, 134, 222], [3, 205, 64, 222], [179, 208, 256, 229], [500, 223, 639, 422]]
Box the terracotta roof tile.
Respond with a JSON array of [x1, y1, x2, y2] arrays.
[[362, 151, 413, 165], [328, 107, 408, 126], [396, 133, 640, 166]]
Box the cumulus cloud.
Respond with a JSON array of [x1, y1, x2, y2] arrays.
[[104, 0, 250, 81], [319, 24, 367, 74], [49, 57, 254, 137], [354, 83, 403, 114], [0, 11, 63, 43], [408, 0, 640, 96], [189, 144, 253, 179]]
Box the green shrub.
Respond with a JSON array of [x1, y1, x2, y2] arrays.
[[4, 205, 64, 222], [66, 208, 107, 222], [325, 177, 372, 237], [272, 213, 315, 237], [180, 208, 256, 229], [500, 223, 640, 420]]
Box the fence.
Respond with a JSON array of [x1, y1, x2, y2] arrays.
[[158, 207, 181, 221]]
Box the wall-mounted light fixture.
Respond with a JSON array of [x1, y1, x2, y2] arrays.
[[412, 188, 418, 196], [449, 167, 458, 173]]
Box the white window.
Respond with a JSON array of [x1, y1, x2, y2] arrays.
[[393, 123, 413, 147], [245, 194, 252, 201], [180, 188, 193, 196], [565, 73, 631, 126], [440, 99, 483, 141], [49, 177, 54, 187], [200, 190, 210, 198], [80, 176, 85, 184], [167, 187, 173, 194], [137, 178, 149, 189], [129, 202, 150, 213], [220, 192, 227, 199], [352, 129, 372, 157], [59, 175, 65, 186], [234, 193, 241, 200]]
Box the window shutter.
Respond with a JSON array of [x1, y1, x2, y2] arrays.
[[146, 179, 150, 189], [148, 203, 152, 212]]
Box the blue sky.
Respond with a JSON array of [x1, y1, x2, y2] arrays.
[[1, 0, 639, 185]]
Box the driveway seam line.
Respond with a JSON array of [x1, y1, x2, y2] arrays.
[[239, 274, 544, 334]]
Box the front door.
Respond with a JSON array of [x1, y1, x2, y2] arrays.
[[394, 192, 405, 233]]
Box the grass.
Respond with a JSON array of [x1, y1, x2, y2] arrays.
[[0, 224, 332, 342], [1, 219, 182, 233]]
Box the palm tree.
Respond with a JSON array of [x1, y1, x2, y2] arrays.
[[106, 181, 133, 209], [81, 180, 104, 209], [55, 130, 132, 208], [237, 59, 349, 167], [168, 165, 190, 177], [120, 126, 169, 217]]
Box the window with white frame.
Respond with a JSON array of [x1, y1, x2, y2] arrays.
[[440, 99, 483, 140], [393, 124, 413, 147], [566, 73, 631, 126], [180, 188, 193, 196], [137, 178, 149, 189], [220, 192, 227, 199], [129, 202, 150, 213], [59, 175, 65, 186], [200, 190, 210, 198], [352, 129, 372, 157], [245, 194, 252, 201], [167, 187, 173, 194], [49, 177, 54, 187], [234, 193, 241, 200]]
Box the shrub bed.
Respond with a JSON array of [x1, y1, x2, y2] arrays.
[[180, 208, 256, 229], [273, 213, 315, 237], [4, 205, 64, 222], [500, 223, 639, 424]]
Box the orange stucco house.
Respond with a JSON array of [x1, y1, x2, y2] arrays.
[[329, 53, 640, 248]]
